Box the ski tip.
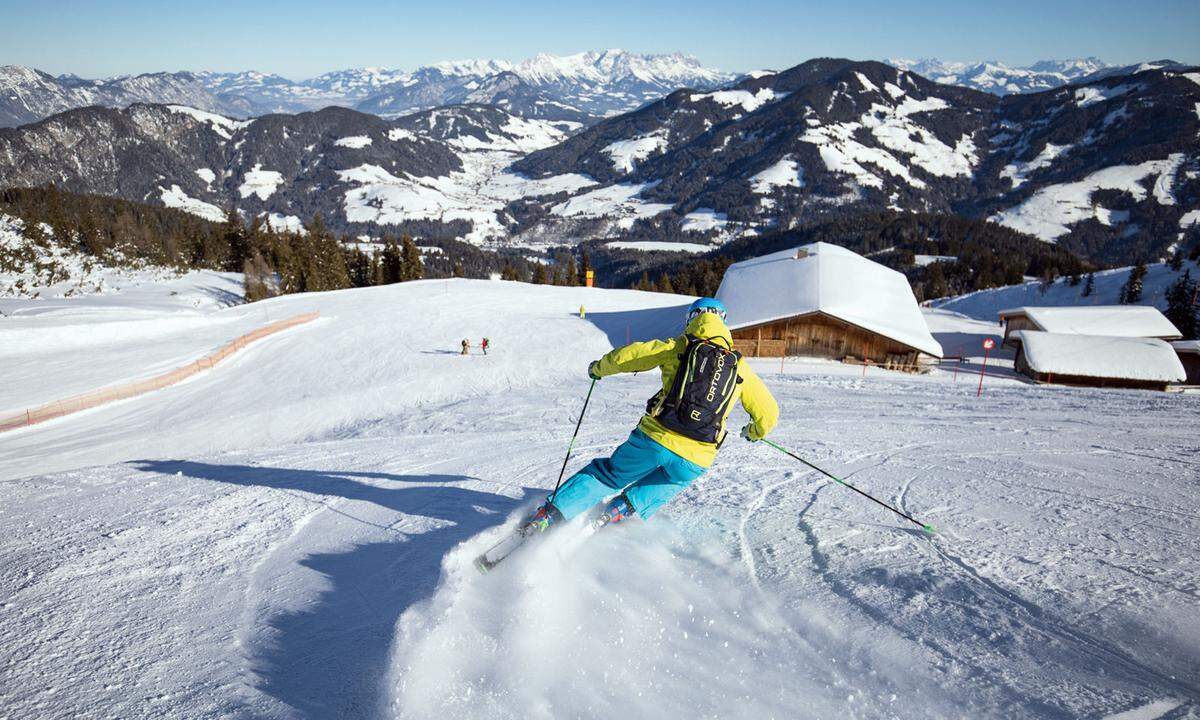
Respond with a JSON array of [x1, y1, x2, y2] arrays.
[[922, 524, 936, 535], [473, 556, 492, 574]]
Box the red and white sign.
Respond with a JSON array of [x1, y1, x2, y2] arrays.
[[982, 338, 996, 351]]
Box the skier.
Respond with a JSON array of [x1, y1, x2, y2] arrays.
[[461, 338, 470, 355], [481, 337, 490, 355], [524, 297, 778, 533]]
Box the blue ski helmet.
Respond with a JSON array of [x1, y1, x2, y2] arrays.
[[687, 297, 727, 322]]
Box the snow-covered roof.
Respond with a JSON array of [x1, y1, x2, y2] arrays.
[[1171, 340, 1200, 354], [998, 305, 1182, 339], [1017, 330, 1186, 383], [715, 242, 943, 357]]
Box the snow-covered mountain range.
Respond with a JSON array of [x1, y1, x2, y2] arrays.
[[887, 57, 1187, 95], [511, 59, 1200, 262], [357, 51, 736, 122], [0, 65, 251, 127], [0, 101, 586, 243], [1, 58, 1197, 265], [889, 58, 1110, 95], [0, 51, 735, 128], [5, 52, 1188, 129]]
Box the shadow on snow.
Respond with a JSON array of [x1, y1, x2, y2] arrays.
[[578, 302, 690, 348], [132, 459, 534, 720]]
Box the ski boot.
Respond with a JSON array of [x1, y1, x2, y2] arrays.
[[475, 501, 565, 573], [519, 501, 564, 537], [591, 493, 635, 530]]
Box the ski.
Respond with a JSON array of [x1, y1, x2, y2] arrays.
[[474, 529, 529, 572]]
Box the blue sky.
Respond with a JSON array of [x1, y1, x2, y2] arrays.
[[2, 0, 1196, 78]]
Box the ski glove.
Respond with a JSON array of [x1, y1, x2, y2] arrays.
[[588, 361, 602, 381], [740, 423, 759, 442]]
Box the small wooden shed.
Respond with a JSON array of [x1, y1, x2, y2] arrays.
[[715, 242, 943, 371], [1013, 330, 1186, 391]]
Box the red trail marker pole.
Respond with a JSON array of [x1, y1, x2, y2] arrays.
[[977, 337, 995, 397]]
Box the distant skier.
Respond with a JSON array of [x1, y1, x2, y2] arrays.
[[481, 337, 490, 355], [461, 338, 470, 355], [524, 298, 778, 533]]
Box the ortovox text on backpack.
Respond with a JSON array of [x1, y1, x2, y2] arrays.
[[648, 337, 742, 444]]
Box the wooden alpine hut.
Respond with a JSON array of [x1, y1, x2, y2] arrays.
[[715, 242, 943, 371], [998, 305, 1182, 349], [1013, 331, 1186, 391]]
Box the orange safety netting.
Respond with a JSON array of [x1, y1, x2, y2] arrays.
[[0, 311, 319, 434]]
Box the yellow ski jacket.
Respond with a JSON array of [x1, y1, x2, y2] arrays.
[[592, 312, 779, 467]]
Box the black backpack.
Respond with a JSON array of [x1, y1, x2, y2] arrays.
[[648, 336, 742, 444]]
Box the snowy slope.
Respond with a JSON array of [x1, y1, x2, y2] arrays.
[[1, 278, 1198, 719], [932, 258, 1200, 321]]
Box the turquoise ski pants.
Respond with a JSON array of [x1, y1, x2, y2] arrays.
[[550, 428, 707, 521]]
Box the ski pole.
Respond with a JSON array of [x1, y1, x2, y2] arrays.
[[760, 438, 935, 534], [547, 378, 597, 502]]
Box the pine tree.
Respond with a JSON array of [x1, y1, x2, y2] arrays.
[[532, 262, 549, 284], [500, 261, 521, 281], [564, 255, 578, 286], [577, 250, 590, 286], [635, 271, 652, 291], [371, 253, 385, 286], [242, 251, 274, 302], [346, 248, 373, 287], [1164, 269, 1198, 339], [655, 272, 674, 294], [222, 208, 248, 272], [1120, 262, 1147, 304], [399, 235, 424, 281], [1082, 272, 1095, 297], [925, 263, 950, 299], [380, 238, 403, 284], [1169, 251, 1184, 272], [319, 234, 352, 290]]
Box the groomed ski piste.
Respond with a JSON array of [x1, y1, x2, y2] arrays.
[[1, 275, 1198, 719]]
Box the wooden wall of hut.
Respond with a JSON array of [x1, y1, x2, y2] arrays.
[[730, 312, 925, 371], [1177, 352, 1200, 385], [1002, 315, 1039, 345]]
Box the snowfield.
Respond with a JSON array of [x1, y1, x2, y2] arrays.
[[1, 277, 1198, 719], [603, 129, 669, 173], [239, 164, 286, 201], [335, 116, 594, 244], [159, 184, 226, 222], [990, 154, 1185, 241]]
